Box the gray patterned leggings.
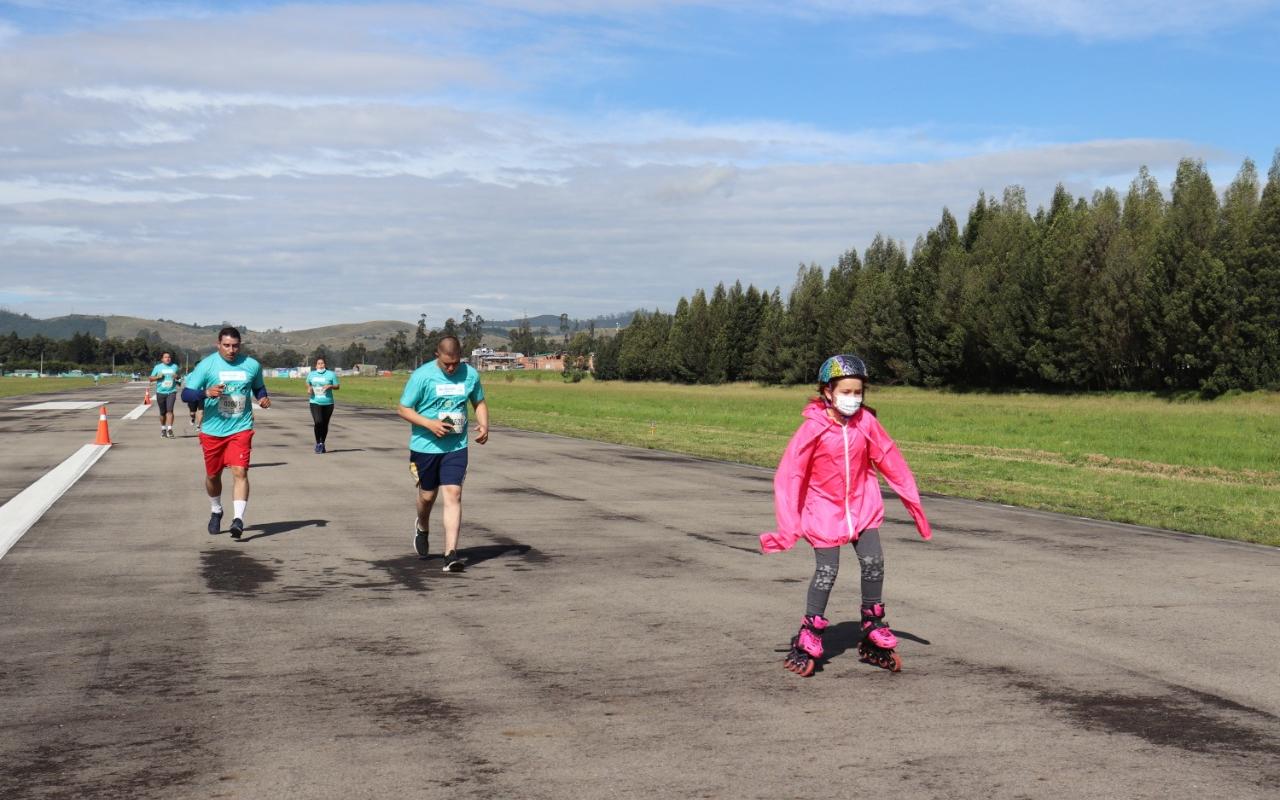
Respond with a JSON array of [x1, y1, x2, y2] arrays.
[[805, 528, 885, 618]]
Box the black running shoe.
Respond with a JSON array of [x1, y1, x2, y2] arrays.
[[442, 550, 466, 573], [229, 518, 244, 540], [413, 523, 429, 559], [207, 511, 223, 535]]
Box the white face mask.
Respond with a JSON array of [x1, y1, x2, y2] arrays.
[[833, 395, 862, 416]]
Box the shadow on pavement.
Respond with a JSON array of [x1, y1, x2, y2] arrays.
[[249, 462, 288, 468], [239, 518, 328, 542], [460, 542, 534, 566], [821, 621, 931, 663], [318, 448, 366, 454]]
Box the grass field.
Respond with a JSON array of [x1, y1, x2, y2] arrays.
[[271, 374, 1280, 546], [0, 376, 122, 398]]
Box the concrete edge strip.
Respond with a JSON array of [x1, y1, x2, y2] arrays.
[[123, 404, 150, 420], [0, 443, 111, 561]]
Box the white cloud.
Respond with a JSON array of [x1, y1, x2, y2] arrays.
[[0, 1, 1260, 328], [950, 0, 1276, 39], [0, 224, 100, 244], [0, 136, 1217, 327], [0, 179, 226, 205], [773, 0, 1276, 39], [69, 118, 204, 146]]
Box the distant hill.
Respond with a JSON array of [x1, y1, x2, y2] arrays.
[[484, 311, 638, 334], [0, 310, 635, 352], [0, 311, 417, 354], [104, 316, 419, 354], [0, 310, 107, 339]]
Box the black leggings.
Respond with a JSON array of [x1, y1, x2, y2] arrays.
[[805, 528, 885, 618], [310, 403, 334, 444]]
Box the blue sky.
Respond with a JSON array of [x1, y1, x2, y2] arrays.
[[1, 1, 1277, 329]]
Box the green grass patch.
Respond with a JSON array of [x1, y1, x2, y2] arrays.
[[266, 376, 1280, 546], [0, 376, 124, 398]]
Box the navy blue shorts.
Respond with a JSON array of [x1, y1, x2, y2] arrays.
[[409, 449, 468, 491]]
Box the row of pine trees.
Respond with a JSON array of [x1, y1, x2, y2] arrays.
[[593, 155, 1280, 394]]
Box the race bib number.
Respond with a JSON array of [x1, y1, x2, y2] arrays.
[[434, 383, 465, 397], [218, 393, 248, 418], [438, 410, 466, 433], [161, 374, 175, 389]]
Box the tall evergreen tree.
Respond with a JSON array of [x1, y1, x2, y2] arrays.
[[593, 330, 624, 380], [962, 186, 1040, 385], [729, 282, 765, 381], [820, 248, 860, 361], [909, 209, 968, 385], [666, 296, 698, 383], [1239, 150, 1280, 389], [1029, 185, 1091, 386], [780, 265, 827, 384], [704, 283, 732, 384], [857, 235, 913, 382], [618, 310, 672, 381], [1151, 159, 1226, 390], [1204, 159, 1261, 391], [750, 289, 789, 384]]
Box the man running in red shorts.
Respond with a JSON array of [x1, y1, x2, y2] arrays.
[[181, 327, 270, 540]]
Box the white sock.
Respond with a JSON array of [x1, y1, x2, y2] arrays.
[[233, 500, 247, 521], [210, 498, 223, 514]]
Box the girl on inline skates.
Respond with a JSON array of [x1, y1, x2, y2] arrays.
[[761, 354, 932, 675]]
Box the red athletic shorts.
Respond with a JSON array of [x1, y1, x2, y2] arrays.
[[200, 430, 254, 476]]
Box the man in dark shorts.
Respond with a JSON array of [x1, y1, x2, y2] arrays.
[[181, 327, 270, 540], [397, 336, 488, 571], [149, 352, 181, 439]]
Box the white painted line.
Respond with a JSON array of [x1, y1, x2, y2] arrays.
[[13, 401, 106, 411], [123, 404, 150, 420], [0, 444, 111, 561]]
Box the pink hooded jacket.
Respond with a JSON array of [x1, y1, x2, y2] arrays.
[[760, 400, 931, 553]]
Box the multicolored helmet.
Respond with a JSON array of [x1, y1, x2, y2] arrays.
[[818, 354, 868, 385]]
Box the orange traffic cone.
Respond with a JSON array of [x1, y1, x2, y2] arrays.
[[144, 387, 152, 406], [94, 406, 112, 445]]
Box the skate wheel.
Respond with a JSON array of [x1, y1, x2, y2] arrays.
[[886, 652, 902, 673], [798, 658, 816, 678]]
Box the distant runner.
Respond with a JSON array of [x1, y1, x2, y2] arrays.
[[181, 327, 270, 540], [306, 356, 340, 454], [186, 397, 204, 434], [148, 352, 181, 439], [397, 336, 488, 572]]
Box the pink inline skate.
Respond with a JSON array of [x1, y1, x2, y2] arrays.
[[857, 603, 902, 672], [784, 615, 828, 677]]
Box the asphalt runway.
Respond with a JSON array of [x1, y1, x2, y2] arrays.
[[2, 381, 1278, 799]]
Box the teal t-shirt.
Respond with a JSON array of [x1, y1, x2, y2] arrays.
[[399, 360, 485, 454], [184, 352, 266, 438], [151, 362, 180, 395], [307, 369, 339, 406]]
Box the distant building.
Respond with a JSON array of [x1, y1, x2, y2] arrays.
[[519, 353, 565, 371], [471, 347, 524, 371], [353, 363, 380, 377]]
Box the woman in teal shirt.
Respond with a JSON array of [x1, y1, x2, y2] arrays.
[[307, 357, 340, 454]]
